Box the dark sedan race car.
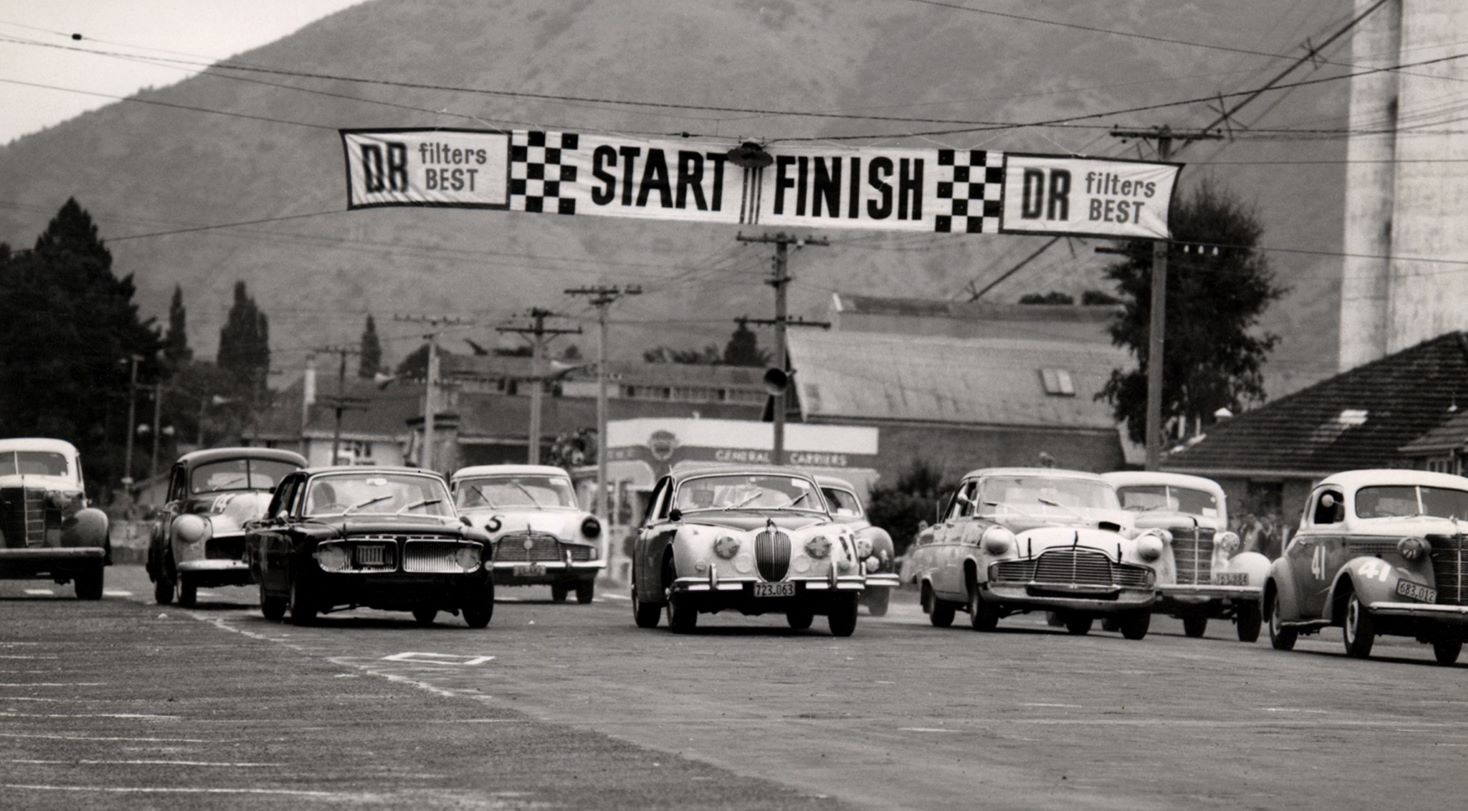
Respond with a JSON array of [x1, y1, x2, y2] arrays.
[[630, 467, 866, 636], [245, 467, 494, 627]]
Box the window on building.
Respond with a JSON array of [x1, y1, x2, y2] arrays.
[[1040, 368, 1076, 397]]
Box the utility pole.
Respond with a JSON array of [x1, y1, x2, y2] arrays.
[[314, 344, 362, 466], [566, 285, 642, 522], [497, 309, 582, 465], [396, 315, 473, 472], [149, 381, 164, 483], [121, 354, 142, 490], [735, 232, 829, 465]]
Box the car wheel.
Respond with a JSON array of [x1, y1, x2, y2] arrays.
[[632, 583, 662, 629], [828, 594, 858, 637], [1235, 601, 1263, 643], [575, 581, 595, 604], [864, 588, 890, 617], [930, 599, 955, 628], [288, 576, 318, 626], [412, 608, 437, 626], [1342, 592, 1375, 659], [153, 571, 175, 605], [177, 575, 197, 608], [1182, 616, 1208, 638], [666, 593, 697, 634], [462, 584, 494, 629], [967, 587, 998, 631], [787, 608, 814, 630], [1119, 609, 1151, 640], [74, 566, 104, 601], [1100, 617, 1119, 633], [1045, 611, 1065, 627], [1432, 637, 1462, 666], [1064, 613, 1092, 635], [1267, 590, 1297, 651], [550, 584, 569, 603], [260, 582, 286, 622]]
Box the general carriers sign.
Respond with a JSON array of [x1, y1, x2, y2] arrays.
[[341, 128, 1181, 240]]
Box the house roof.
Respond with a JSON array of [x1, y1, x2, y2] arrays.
[[785, 330, 1129, 430], [1399, 408, 1468, 455], [455, 393, 760, 440], [254, 376, 422, 440], [832, 292, 1119, 324], [828, 292, 1119, 345], [1165, 332, 1468, 476]]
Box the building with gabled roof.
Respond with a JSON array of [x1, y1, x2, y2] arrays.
[[826, 292, 1118, 344]]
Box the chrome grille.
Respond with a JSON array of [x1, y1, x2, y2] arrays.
[[205, 535, 245, 561], [1346, 539, 1401, 557], [991, 559, 1037, 582], [494, 532, 562, 562], [1171, 526, 1215, 585], [755, 529, 791, 582], [0, 487, 57, 548], [404, 540, 470, 574], [1004, 549, 1155, 589], [353, 543, 391, 568], [1429, 535, 1468, 606]]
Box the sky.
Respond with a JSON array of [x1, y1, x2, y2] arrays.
[[0, 0, 363, 144]]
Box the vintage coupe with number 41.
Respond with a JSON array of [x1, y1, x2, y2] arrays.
[[1265, 469, 1468, 664], [631, 467, 867, 636], [245, 467, 494, 627]]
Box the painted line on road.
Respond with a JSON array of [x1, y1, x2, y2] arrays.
[[3, 784, 364, 799], [899, 727, 959, 733], [22, 589, 53, 595], [383, 652, 495, 666], [103, 590, 132, 597], [14, 759, 282, 767], [0, 654, 57, 659], [601, 592, 630, 601], [0, 733, 214, 742], [1261, 707, 1332, 714], [0, 712, 182, 720], [0, 682, 106, 687], [1021, 703, 1084, 709]]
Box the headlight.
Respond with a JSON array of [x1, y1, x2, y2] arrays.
[[1136, 535, 1165, 562], [46, 490, 75, 510], [316, 544, 349, 572], [837, 557, 852, 573], [455, 545, 482, 571], [981, 526, 1016, 555], [805, 536, 832, 559], [714, 535, 740, 559], [581, 516, 601, 539], [1398, 536, 1429, 561], [856, 537, 873, 558], [1217, 531, 1241, 555], [172, 513, 211, 545], [865, 555, 880, 571]]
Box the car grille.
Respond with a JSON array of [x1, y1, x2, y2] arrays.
[[992, 549, 1152, 589], [756, 529, 791, 582], [495, 532, 562, 562], [205, 535, 246, 561], [1171, 526, 1215, 585], [0, 487, 60, 549], [403, 540, 469, 574], [1429, 535, 1468, 606]]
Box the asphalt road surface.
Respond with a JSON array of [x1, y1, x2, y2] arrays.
[[4, 566, 1467, 810]]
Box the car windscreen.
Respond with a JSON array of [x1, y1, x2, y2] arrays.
[[821, 487, 864, 518], [190, 458, 300, 494], [455, 475, 577, 509], [675, 473, 824, 513], [1356, 484, 1468, 520], [979, 475, 1121, 515], [306, 473, 454, 518], [0, 451, 70, 478], [1116, 484, 1219, 519]]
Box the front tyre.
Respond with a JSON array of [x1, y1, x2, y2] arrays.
[[787, 608, 814, 630], [575, 581, 595, 604], [1235, 601, 1263, 643], [550, 584, 569, 603], [74, 566, 104, 600], [1432, 637, 1462, 666], [1119, 609, 1151, 640], [1267, 589, 1297, 651], [288, 576, 318, 626], [632, 583, 662, 629], [1064, 613, 1093, 635], [667, 593, 697, 634], [260, 582, 286, 622], [177, 575, 197, 608], [412, 608, 438, 626], [154, 561, 175, 605], [967, 587, 998, 631], [828, 594, 858, 637], [1182, 616, 1208, 638], [864, 588, 890, 617], [1342, 593, 1375, 659], [462, 583, 495, 628]]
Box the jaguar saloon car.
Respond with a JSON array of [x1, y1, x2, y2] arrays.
[[0, 438, 110, 599], [817, 476, 899, 616], [245, 467, 494, 627], [908, 467, 1163, 639], [1105, 471, 1269, 641], [1264, 469, 1468, 664], [630, 467, 866, 636], [147, 447, 305, 606], [450, 464, 605, 603]]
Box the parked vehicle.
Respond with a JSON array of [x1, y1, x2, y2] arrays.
[[908, 467, 1163, 639], [1104, 471, 1270, 641], [630, 467, 866, 636], [817, 476, 899, 616], [147, 447, 305, 606], [0, 438, 109, 599], [245, 467, 494, 627], [1264, 469, 1468, 664], [451, 465, 605, 603]]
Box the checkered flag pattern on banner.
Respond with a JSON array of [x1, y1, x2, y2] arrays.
[[510, 131, 579, 215], [934, 149, 1003, 233]]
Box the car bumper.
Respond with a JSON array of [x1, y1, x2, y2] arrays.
[[1370, 601, 1468, 623], [307, 571, 493, 611], [0, 547, 107, 578], [864, 572, 901, 590], [669, 574, 865, 614], [983, 581, 1156, 612], [492, 560, 604, 584], [1158, 584, 1261, 601]]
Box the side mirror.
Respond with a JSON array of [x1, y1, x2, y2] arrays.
[[668, 508, 683, 523], [274, 510, 290, 523]]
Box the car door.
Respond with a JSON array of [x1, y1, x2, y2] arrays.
[[1292, 486, 1346, 618], [253, 474, 301, 593], [934, 479, 978, 599], [635, 478, 673, 598]]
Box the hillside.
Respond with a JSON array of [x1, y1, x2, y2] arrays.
[[0, 0, 1347, 398]]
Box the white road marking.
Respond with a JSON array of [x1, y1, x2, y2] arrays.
[[0, 712, 181, 720], [0, 654, 57, 659], [1261, 707, 1332, 714], [601, 592, 630, 601], [0, 733, 213, 742], [1021, 703, 1084, 709], [0, 682, 105, 687], [3, 784, 360, 798], [22, 589, 53, 596], [382, 652, 494, 666], [103, 590, 132, 597], [899, 727, 959, 733], [14, 759, 281, 767]]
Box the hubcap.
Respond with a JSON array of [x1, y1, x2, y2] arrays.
[[1345, 599, 1358, 643]]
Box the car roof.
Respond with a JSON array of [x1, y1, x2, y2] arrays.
[[451, 464, 570, 479], [1315, 468, 1468, 492], [672, 465, 819, 483], [300, 465, 441, 478], [1103, 471, 1224, 495], [175, 447, 307, 467], [0, 437, 79, 455], [814, 475, 857, 491], [961, 466, 1108, 482]]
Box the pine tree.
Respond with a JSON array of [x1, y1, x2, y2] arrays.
[[217, 281, 271, 400], [723, 320, 771, 367], [358, 315, 383, 379], [164, 284, 192, 368]]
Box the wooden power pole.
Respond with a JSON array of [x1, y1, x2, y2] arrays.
[[565, 285, 641, 521], [497, 309, 581, 465]]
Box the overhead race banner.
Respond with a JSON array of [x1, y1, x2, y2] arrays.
[[341, 128, 1182, 239]]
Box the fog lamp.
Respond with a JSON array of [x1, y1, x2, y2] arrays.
[[856, 537, 873, 558], [1398, 536, 1429, 561], [172, 513, 211, 545], [317, 544, 349, 572], [865, 555, 881, 571], [836, 557, 852, 573]]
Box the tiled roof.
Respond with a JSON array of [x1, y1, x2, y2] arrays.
[[833, 292, 1119, 324], [1166, 332, 1468, 475], [455, 393, 760, 439], [254, 376, 421, 440], [785, 330, 1128, 429], [1399, 407, 1468, 455]]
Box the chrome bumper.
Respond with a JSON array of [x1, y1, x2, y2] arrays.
[[864, 572, 901, 590], [492, 560, 605, 572], [984, 581, 1156, 611], [670, 575, 866, 594], [0, 547, 106, 561], [1158, 584, 1261, 600], [1371, 601, 1468, 621], [177, 559, 249, 574]]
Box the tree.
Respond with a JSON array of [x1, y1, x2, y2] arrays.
[[164, 284, 192, 368], [864, 460, 956, 558], [643, 344, 722, 364], [1099, 180, 1285, 445], [0, 198, 163, 493], [1018, 291, 1074, 305], [358, 315, 383, 379], [723, 321, 771, 367], [217, 281, 271, 401], [396, 343, 431, 379]]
